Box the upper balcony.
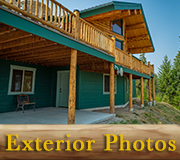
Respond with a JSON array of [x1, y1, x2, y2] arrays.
[[0, 0, 154, 77]]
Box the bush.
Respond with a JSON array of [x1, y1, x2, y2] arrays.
[[155, 93, 162, 102]]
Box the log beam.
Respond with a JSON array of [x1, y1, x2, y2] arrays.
[[140, 77, 144, 108], [126, 23, 146, 31], [129, 74, 133, 111], [110, 63, 115, 114], [127, 35, 149, 42], [68, 49, 77, 124]]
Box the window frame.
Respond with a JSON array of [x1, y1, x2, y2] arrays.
[[115, 38, 123, 50], [103, 73, 117, 95], [8, 65, 36, 95], [112, 19, 123, 36]]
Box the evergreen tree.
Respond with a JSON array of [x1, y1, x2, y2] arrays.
[[139, 53, 147, 64], [171, 51, 180, 107], [157, 55, 173, 103]]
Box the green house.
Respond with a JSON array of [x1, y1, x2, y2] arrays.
[[0, 0, 155, 123]]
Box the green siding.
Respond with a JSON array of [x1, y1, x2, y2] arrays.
[[78, 71, 126, 109], [0, 59, 53, 113], [0, 59, 80, 113]]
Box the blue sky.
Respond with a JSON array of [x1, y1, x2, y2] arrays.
[[58, 0, 180, 73]]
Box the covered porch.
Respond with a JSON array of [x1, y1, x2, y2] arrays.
[[0, 107, 115, 124]]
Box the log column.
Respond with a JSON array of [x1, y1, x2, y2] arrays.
[[68, 49, 77, 124], [140, 77, 144, 108], [129, 74, 133, 111], [148, 78, 152, 106], [152, 77, 156, 106], [110, 63, 115, 114]]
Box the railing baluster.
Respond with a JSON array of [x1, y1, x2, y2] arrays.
[[61, 9, 65, 29], [24, 0, 27, 11], [45, 0, 49, 21], [35, 0, 39, 17], [40, 0, 44, 19], [54, 4, 57, 25], [10, 0, 13, 4], [69, 14, 71, 33], [50, 1, 53, 23], [65, 11, 68, 31], [58, 7, 61, 27], [17, 0, 20, 8]]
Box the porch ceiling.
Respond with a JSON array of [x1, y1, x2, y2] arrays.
[[0, 23, 108, 68]]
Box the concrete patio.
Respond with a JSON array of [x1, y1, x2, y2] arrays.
[[0, 107, 115, 124]]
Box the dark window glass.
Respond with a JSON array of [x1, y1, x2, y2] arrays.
[[115, 40, 123, 50], [112, 20, 123, 35], [104, 75, 110, 92], [23, 71, 33, 92], [11, 69, 23, 92]]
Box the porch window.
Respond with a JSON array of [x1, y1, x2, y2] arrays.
[[8, 65, 36, 95], [112, 19, 123, 35], [103, 74, 117, 94]]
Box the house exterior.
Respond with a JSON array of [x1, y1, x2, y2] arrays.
[[0, 0, 155, 124]]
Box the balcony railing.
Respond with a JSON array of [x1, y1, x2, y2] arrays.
[[115, 47, 154, 76], [0, 0, 154, 76]]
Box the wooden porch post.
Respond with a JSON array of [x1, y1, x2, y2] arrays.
[[148, 78, 152, 106], [110, 63, 115, 114], [129, 74, 133, 111], [140, 77, 144, 108], [68, 49, 77, 124], [152, 77, 156, 106]]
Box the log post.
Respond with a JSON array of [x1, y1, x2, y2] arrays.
[[148, 61, 151, 76], [111, 36, 116, 56], [74, 10, 80, 40], [129, 74, 133, 111], [140, 61, 143, 73], [110, 63, 115, 114], [152, 77, 156, 106], [148, 78, 152, 106], [140, 77, 144, 108], [68, 49, 77, 124], [129, 54, 132, 69]]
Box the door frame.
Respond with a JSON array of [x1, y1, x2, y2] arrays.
[[56, 70, 70, 107]]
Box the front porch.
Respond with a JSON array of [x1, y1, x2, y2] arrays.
[[0, 107, 115, 124]]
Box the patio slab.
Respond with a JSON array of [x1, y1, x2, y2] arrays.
[[0, 107, 115, 124]]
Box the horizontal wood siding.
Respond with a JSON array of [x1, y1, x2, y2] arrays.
[[0, 59, 53, 113], [78, 71, 125, 109], [0, 59, 78, 113]]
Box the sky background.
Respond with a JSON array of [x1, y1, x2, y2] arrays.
[[57, 0, 180, 73]]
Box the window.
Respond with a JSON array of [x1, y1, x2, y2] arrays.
[[112, 19, 123, 35], [8, 65, 36, 95], [115, 39, 123, 50], [103, 74, 117, 94]]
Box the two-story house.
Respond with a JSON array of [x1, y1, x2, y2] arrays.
[[0, 0, 155, 124]]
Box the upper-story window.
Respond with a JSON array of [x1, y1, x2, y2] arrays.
[[115, 39, 123, 50], [112, 19, 123, 35]]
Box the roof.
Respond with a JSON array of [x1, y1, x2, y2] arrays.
[[80, 1, 155, 53]]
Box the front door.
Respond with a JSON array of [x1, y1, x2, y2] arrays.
[[57, 71, 70, 107]]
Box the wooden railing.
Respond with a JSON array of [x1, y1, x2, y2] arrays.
[[1, 0, 76, 36], [0, 0, 154, 75], [0, 0, 114, 55], [115, 47, 154, 76], [79, 18, 113, 54]]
